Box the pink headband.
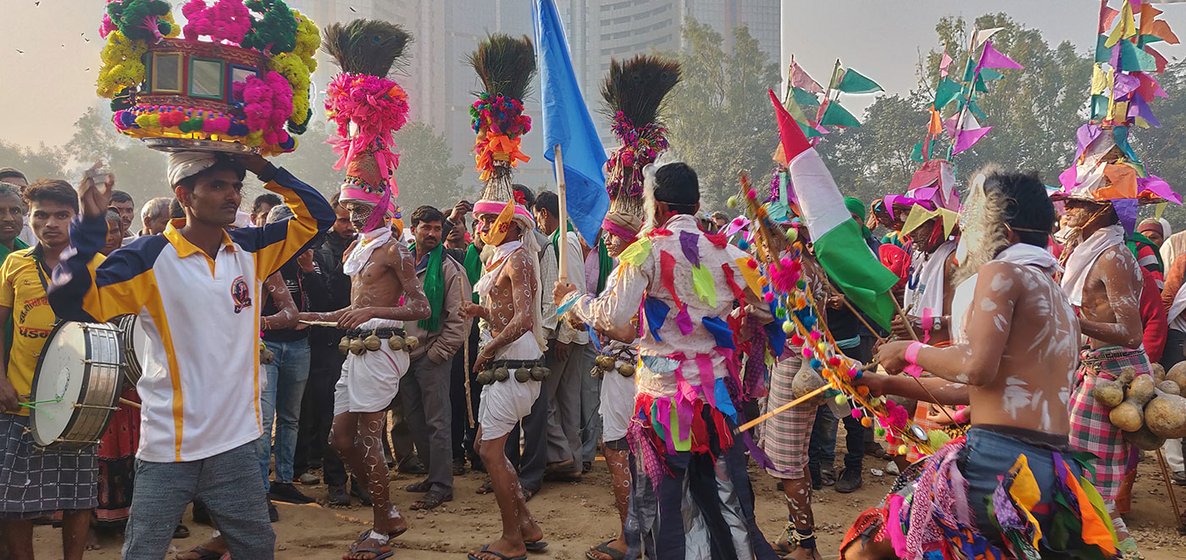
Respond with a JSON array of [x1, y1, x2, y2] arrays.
[[473, 200, 535, 224], [601, 217, 638, 244]]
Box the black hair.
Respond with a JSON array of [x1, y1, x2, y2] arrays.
[[24, 179, 79, 213], [410, 205, 446, 227], [535, 190, 559, 217], [169, 197, 184, 219], [653, 162, 699, 212], [176, 154, 246, 191], [110, 190, 133, 204], [984, 171, 1056, 247], [330, 192, 342, 210], [511, 184, 535, 211], [0, 168, 26, 184], [253, 193, 283, 215]]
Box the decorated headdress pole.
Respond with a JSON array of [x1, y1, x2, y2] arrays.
[[882, 26, 1023, 237], [1057, 0, 1181, 230], [600, 55, 681, 242], [469, 34, 537, 247], [322, 19, 412, 233], [98, 0, 319, 156]]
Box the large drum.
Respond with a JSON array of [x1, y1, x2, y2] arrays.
[[115, 314, 148, 384], [28, 322, 123, 449]]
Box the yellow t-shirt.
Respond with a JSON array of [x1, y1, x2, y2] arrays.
[[0, 248, 102, 416]]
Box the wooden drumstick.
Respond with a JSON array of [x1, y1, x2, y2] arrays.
[[119, 398, 140, 409], [298, 320, 339, 327]]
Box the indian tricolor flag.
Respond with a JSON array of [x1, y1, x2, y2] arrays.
[[769, 90, 899, 330]]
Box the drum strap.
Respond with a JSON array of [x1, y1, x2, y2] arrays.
[[29, 245, 51, 293]]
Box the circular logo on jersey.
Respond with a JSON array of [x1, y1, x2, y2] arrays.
[[231, 276, 252, 314]]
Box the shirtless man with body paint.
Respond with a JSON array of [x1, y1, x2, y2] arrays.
[[299, 199, 431, 560]]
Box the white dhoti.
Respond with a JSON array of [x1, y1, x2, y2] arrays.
[[478, 331, 543, 441], [600, 344, 638, 443], [334, 319, 410, 415]]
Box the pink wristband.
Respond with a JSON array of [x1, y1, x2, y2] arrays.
[[903, 341, 926, 378]]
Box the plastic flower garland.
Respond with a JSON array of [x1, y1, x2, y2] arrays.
[[470, 93, 532, 180], [324, 73, 410, 182], [96, 31, 148, 98], [181, 0, 252, 45], [606, 110, 668, 199]]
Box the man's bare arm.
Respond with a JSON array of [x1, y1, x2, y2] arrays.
[[860, 372, 970, 406], [261, 273, 298, 330], [1079, 246, 1144, 349], [484, 250, 537, 358], [0, 307, 16, 412]]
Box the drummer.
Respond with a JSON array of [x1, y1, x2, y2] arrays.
[[0, 180, 104, 560], [47, 152, 335, 560]]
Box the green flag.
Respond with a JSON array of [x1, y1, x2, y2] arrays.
[[933, 78, 962, 110], [836, 68, 882, 94], [819, 101, 861, 128], [792, 87, 820, 109]]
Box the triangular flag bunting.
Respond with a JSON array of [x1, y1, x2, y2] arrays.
[[819, 101, 861, 128], [789, 61, 824, 94], [836, 68, 882, 94], [973, 27, 1005, 49], [978, 40, 1023, 71], [792, 87, 820, 109], [933, 78, 962, 110], [939, 50, 953, 77], [952, 126, 992, 154]]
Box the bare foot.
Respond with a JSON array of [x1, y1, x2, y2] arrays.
[[85, 528, 101, 551]]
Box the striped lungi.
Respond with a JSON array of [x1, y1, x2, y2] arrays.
[[1068, 346, 1151, 505], [759, 355, 816, 479]]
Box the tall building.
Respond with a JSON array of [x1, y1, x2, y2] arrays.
[[678, 0, 780, 61]]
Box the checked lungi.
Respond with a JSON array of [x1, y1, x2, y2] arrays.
[[0, 414, 97, 519], [1068, 346, 1151, 505], [759, 354, 816, 479]]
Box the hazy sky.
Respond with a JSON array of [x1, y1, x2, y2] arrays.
[[2, 0, 1185, 150]]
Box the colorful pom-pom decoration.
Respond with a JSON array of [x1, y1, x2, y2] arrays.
[[98, 0, 318, 156], [781, 320, 794, 334]]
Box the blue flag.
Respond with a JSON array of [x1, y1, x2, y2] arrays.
[[533, 0, 608, 246]]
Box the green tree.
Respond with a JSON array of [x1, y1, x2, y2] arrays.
[[0, 140, 66, 183], [391, 122, 466, 212], [664, 17, 781, 211], [820, 94, 930, 203]]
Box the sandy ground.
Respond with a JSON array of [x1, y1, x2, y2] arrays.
[[25, 452, 1186, 559]]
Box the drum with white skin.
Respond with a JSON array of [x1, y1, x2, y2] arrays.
[[29, 322, 123, 449], [115, 314, 149, 384]]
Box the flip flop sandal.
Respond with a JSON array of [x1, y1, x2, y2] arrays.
[[410, 489, 453, 510], [404, 480, 432, 493], [344, 536, 393, 560], [175, 546, 224, 560], [585, 540, 626, 560], [525, 540, 548, 552], [467, 544, 527, 560]]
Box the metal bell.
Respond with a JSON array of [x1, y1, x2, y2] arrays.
[[363, 334, 381, 351], [349, 338, 366, 355], [388, 336, 405, 351], [515, 368, 531, 382], [596, 355, 615, 370], [530, 366, 547, 381], [493, 366, 510, 382], [617, 363, 635, 377], [476, 370, 493, 385], [405, 336, 419, 350], [338, 336, 350, 354]]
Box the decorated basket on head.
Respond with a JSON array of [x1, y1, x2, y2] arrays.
[[599, 55, 681, 244], [1055, 0, 1181, 225], [468, 34, 537, 246], [322, 19, 412, 234], [97, 0, 318, 156]]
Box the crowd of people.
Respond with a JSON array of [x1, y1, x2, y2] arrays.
[[0, 140, 1182, 560]]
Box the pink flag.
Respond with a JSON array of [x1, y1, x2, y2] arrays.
[[939, 51, 953, 77], [952, 126, 992, 154], [977, 40, 1024, 71], [790, 61, 824, 94]]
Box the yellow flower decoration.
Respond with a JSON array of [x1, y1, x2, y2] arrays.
[[97, 31, 148, 98], [267, 9, 319, 128], [161, 11, 180, 38]]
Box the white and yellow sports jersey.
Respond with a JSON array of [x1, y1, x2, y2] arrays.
[[49, 166, 334, 462]]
